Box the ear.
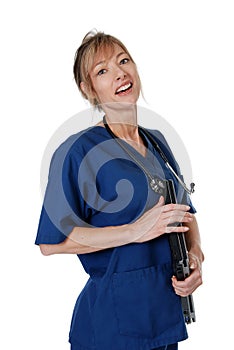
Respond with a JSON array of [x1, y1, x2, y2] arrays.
[[80, 81, 88, 96], [80, 81, 97, 101]]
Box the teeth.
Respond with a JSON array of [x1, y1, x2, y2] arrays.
[[116, 83, 132, 93]]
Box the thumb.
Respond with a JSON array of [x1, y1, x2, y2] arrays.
[[189, 261, 196, 269], [156, 196, 165, 207], [189, 253, 198, 269]]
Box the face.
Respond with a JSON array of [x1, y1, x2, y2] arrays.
[[85, 44, 141, 106]]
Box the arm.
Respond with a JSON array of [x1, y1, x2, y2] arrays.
[[40, 223, 135, 256], [40, 197, 193, 256], [185, 214, 204, 266], [172, 214, 204, 296]]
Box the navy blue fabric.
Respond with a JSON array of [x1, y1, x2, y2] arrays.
[[36, 125, 195, 350], [71, 343, 178, 350], [153, 344, 178, 350]]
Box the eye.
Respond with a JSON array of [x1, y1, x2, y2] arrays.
[[97, 69, 107, 76], [120, 57, 130, 65]]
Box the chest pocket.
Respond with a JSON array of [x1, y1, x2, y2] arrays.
[[111, 263, 183, 339]]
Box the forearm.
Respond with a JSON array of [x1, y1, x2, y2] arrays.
[[40, 223, 135, 256], [39, 200, 193, 256], [184, 215, 204, 263]]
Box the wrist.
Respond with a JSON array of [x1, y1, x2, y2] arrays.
[[188, 244, 205, 264], [130, 221, 147, 243]]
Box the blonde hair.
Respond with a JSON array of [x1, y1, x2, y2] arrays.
[[73, 30, 137, 107]]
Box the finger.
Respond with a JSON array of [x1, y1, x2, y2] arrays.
[[165, 225, 189, 234], [163, 209, 193, 219], [145, 197, 165, 217], [188, 252, 201, 270], [163, 203, 191, 213], [162, 212, 193, 226], [172, 269, 203, 296], [189, 258, 197, 270], [172, 280, 195, 297], [173, 281, 201, 296]]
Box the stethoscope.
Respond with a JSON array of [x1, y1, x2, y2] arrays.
[[103, 116, 195, 196], [139, 126, 195, 195]]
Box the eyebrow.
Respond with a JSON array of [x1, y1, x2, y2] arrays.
[[93, 51, 127, 69]]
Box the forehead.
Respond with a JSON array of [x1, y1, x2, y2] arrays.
[[90, 44, 126, 69]]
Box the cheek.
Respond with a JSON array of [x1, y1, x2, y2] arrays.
[[95, 80, 113, 100], [90, 80, 104, 101], [133, 74, 141, 96], [130, 68, 141, 89]]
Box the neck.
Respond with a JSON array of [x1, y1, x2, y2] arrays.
[[102, 104, 147, 156], [103, 102, 139, 141]]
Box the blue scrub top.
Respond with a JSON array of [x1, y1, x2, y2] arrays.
[[35, 125, 196, 350]]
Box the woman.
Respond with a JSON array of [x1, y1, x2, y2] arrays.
[[36, 31, 204, 350]]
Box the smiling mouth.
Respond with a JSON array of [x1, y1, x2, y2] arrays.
[[115, 82, 133, 95]]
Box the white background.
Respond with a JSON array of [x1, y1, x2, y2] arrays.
[[1, 1, 233, 349]]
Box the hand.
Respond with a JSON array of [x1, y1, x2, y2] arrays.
[[171, 251, 203, 297], [134, 196, 193, 243]]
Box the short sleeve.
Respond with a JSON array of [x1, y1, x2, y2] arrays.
[[35, 134, 89, 245]]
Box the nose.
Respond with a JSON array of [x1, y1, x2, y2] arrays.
[[114, 65, 126, 80]]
